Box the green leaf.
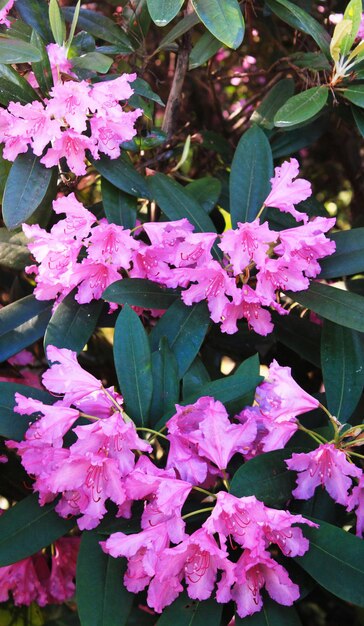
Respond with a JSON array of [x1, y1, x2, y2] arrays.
[[0, 382, 54, 440], [132, 77, 165, 107], [150, 337, 180, 425], [0, 494, 74, 566], [287, 282, 364, 332], [150, 300, 210, 378], [72, 51, 113, 74], [66, 0, 81, 51], [342, 84, 364, 107], [231, 449, 299, 507], [0, 63, 40, 106], [0, 145, 11, 199], [30, 29, 53, 94], [230, 125, 273, 225], [77, 530, 133, 626], [93, 154, 150, 199], [63, 7, 134, 52], [0, 37, 42, 63], [273, 313, 321, 368], [319, 228, 364, 278], [0, 228, 30, 270], [157, 11, 200, 51], [352, 105, 364, 136], [272, 117, 327, 159], [101, 179, 137, 229], [0, 295, 52, 363], [147, 0, 184, 26], [266, 0, 330, 58], [191, 0, 244, 49], [186, 177, 221, 213], [156, 594, 223, 626], [321, 320, 364, 421], [251, 79, 295, 129], [341, 0, 363, 56], [114, 305, 153, 426], [274, 86, 329, 128], [189, 30, 222, 69], [49, 0, 66, 46], [44, 292, 102, 355], [15, 0, 53, 42], [296, 519, 364, 607], [103, 279, 180, 310], [236, 598, 303, 626], [182, 356, 210, 398], [3, 150, 57, 230]]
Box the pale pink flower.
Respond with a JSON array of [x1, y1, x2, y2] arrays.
[[87, 222, 139, 267], [91, 74, 138, 111], [8, 101, 62, 157], [286, 443, 362, 505], [264, 158, 311, 223], [255, 256, 309, 305], [42, 345, 103, 404], [47, 81, 95, 133], [0, 0, 14, 27], [90, 109, 142, 158], [46, 43, 76, 83], [219, 219, 273, 274], [72, 260, 122, 304], [51, 193, 96, 241], [41, 129, 98, 176], [347, 473, 364, 537]]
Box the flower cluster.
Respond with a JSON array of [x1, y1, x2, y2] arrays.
[[23, 159, 336, 336], [0, 537, 79, 606], [0, 72, 142, 175], [8, 347, 364, 616]]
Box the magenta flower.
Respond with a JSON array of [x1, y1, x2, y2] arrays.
[[219, 219, 273, 274], [42, 346, 103, 405], [0, 0, 14, 27], [14, 393, 79, 447], [286, 443, 362, 505], [347, 473, 364, 537], [41, 129, 98, 176], [264, 158, 311, 223], [221, 285, 274, 336]]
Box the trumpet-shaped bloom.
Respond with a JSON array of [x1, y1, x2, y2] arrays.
[[347, 473, 364, 537], [42, 346, 103, 405], [264, 158, 311, 223]]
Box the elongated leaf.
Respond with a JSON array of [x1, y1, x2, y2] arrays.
[[342, 84, 364, 107], [101, 179, 137, 229], [150, 337, 180, 425], [191, 0, 244, 49], [273, 313, 321, 367], [182, 356, 211, 398], [352, 105, 364, 136], [77, 530, 133, 626], [0, 37, 41, 63], [103, 279, 180, 310], [3, 150, 57, 230], [147, 0, 184, 26], [0, 494, 74, 566], [0, 63, 39, 105], [231, 449, 300, 508], [132, 77, 165, 107], [274, 86, 329, 128], [93, 154, 150, 199], [15, 0, 53, 42], [63, 7, 134, 52], [150, 300, 210, 378], [189, 30, 221, 69], [156, 594, 223, 626], [266, 0, 330, 57], [251, 79, 295, 129], [319, 228, 364, 278], [186, 177, 221, 213], [30, 29, 53, 94], [0, 382, 54, 440], [0, 228, 30, 270], [236, 598, 303, 626], [287, 282, 364, 332], [230, 125, 273, 225], [296, 519, 364, 606], [44, 292, 102, 355], [321, 320, 364, 421], [0, 295, 52, 363], [114, 305, 153, 426], [341, 0, 363, 56], [49, 0, 66, 46], [157, 11, 200, 50]]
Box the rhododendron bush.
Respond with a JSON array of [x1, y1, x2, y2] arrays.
[[1, 1, 364, 625]]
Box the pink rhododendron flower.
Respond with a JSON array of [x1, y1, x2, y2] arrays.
[[286, 443, 362, 505], [0, 0, 14, 27], [219, 219, 273, 274], [14, 393, 79, 447], [347, 473, 364, 537], [46, 43, 76, 83], [264, 158, 312, 223]]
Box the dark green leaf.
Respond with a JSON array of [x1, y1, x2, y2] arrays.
[[274, 86, 329, 128], [15, 0, 53, 42], [0, 145, 11, 199], [157, 11, 200, 51], [186, 177, 221, 213], [93, 154, 150, 199], [230, 125, 273, 225], [236, 598, 303, 626], [352, 104, 364, 136], [189, 30, 222, 69], [0, 295, 52, 363], [287, 282, 364, 332], [296, 519, 364, 607], [266, 0, 330, 58], [72, 51, 113, 73], [251, 79, 295, 129], [342, 84, 364, 108], [132, 77, 164, 106], [0, 382, 54, 440], [0, 63, 39, 105], [231, 449, 300, 507], [77, 530, 133, 626], [63, 7, 134, 52], [156, 594, 223, 626], [150, 300, 210, 378], [101, 179, 137, 228], [0, 228, 30, 270], [3, 150, 57, 230], [44, 292, 102, 355], [191, 0, 244, 49], [121, 129, 167, 152], [0, 494, 74, 566], [289, 51, 331, 70], [49, 0, 66, 46], [114, 305, 153, 426], [271, 117, 328, 159], [319, 228, 364, 278], [321, 320, 364, 421], [30, 29, 53, 93], [273, 313, 321, 367], [103, 279, 180, 309], [147, 0, 184, 26], [0, 37, 42, 63], [150, 337, 180, 425], [182, 356, 211, 398]]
